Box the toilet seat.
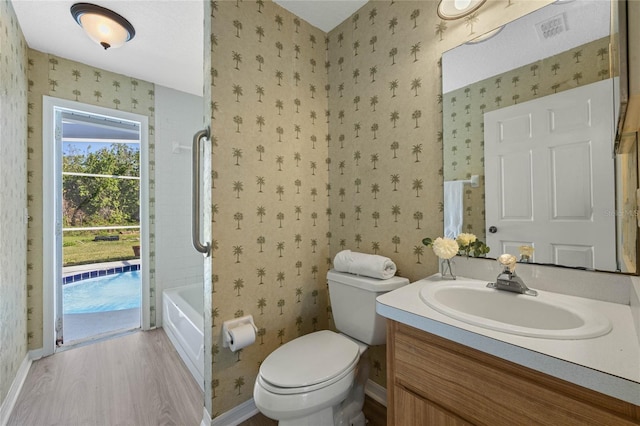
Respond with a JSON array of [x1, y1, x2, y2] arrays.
[[258, 330, 360, 395]]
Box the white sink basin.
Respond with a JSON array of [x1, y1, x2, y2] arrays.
[[419, 280, 612, 339]]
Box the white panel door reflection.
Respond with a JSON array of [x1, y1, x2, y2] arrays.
[[485, 79, 616, 270]]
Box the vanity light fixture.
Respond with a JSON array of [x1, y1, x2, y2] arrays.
[[70, 3, 135, 50], [437, 0, 486, 20]]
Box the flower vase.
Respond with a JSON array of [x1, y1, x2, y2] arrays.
[[440, 258, 456, 280]]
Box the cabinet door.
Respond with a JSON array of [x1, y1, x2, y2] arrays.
[[394, 385, 472, 426], [389, 321, 640, 425]]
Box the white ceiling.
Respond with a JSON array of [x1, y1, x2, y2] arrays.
[[273, 0, 367, 32], [442, 1, 610, 93], [11, 0, 364, 97]]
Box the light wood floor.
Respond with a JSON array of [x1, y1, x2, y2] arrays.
[[7, 329, 203, 426]]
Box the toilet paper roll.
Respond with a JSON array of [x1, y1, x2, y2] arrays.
[[228, 323, 256, 352]]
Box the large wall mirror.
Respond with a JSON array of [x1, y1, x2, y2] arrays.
[[442, 0, 636, 274]]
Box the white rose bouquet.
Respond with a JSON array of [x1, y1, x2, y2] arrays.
[[518, 245, 534, 262], [457, 233, 490, 257], [422, 237, 459, 279], [431, 237, 459, 259]]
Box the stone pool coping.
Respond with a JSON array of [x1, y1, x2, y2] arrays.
[[62, 259, 141, 284]]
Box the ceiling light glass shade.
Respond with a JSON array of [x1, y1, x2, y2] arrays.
[[465, 26, 504, 44], [438, 0, 487, 20], [70, 3, 135, 50]]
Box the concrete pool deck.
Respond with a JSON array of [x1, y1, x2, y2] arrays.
[[64, 308, 141, 343], [63, 259, 141, 277]]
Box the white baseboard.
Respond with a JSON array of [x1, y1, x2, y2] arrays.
[[0, 354, 32, 426], [365, 379, 387, 407], [209, 398, 258, 426], [28, 348, 44, 361], [201, 406, 211, 426]]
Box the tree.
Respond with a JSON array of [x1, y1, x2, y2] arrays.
[[234, 376, 245, 395], [257, 297, 267, 314], [392, 235, 401, 252], [389, 79, 399, 97], [232, 51, 242, 69], [233, 180, 243, 198], [391, 205, 401, 222], [410, 42, 421, 62], [233, 212, 243, 229], [233, 278, 244, 296], [413, 245, 424, 263], [390, 174, 400, 191], [256, 145, 265, 161], [411, 78, 422, 96], [257, 267, 266, 284], [62, 143, 140, 228], [233, 245, 243, 263], [256, 115, 265, 131], [412, 178, 423, 197], [372, 211, 380, 227], [232, 84, 243, 101], [232, 148, 243, 165], [256, 176, 265, 192]]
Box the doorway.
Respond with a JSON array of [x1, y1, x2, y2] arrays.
[[484, 79, 616, 270], [42, 96, 150, 354]]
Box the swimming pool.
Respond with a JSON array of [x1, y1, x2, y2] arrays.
[[63, 270, 141, 314]]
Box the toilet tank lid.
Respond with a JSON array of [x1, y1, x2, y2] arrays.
[[327, 270, 409, 292]]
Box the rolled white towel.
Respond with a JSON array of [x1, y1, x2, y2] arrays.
[[333, 250, 397, 280]]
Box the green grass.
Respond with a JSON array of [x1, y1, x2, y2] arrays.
[[63, 231, 140, 266]]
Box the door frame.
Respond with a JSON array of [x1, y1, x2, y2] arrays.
[[42, 96, 150, 356]]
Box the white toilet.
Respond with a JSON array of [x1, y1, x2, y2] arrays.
[[253, 269, 409, 426]]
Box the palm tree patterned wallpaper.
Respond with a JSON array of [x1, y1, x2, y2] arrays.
[[443, 37, 611, 242], [0, 0, 28, 406], [26, 50, 157, 349], [209, 0, 552, 416], [210, 0, 330, 415]]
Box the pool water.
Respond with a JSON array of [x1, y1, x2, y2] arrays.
[[64, 271, 141, 314]]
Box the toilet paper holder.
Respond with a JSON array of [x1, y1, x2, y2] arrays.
[[222, 315, 258, 349]]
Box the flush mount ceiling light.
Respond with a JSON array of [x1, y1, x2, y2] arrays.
[[437, 0, 487, 20], [465, 26, 504, 44], [70, 3, 135, 50]]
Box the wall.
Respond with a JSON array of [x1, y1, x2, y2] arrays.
[[210, 0, 330, 416], [0, 0, 28, 409], [26, 51, 157, 349], [326, 0, 553, 389], [442, 37, 612, 241], [154, 85, 204, 326], [208, 0, 553, 415]]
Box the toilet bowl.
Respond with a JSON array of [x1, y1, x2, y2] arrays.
[[253, 271, 409, 425], [254, 331, 365, 425]]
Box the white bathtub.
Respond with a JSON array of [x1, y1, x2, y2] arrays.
[[163, 284, 204, 391]]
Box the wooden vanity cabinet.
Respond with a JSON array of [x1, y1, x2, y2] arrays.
[[386, 321, 640, 425]]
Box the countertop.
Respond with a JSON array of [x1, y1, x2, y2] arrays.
[[376, 275, 640, 406]]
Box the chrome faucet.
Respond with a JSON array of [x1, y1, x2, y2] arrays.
[[486, 254, 538, 296]]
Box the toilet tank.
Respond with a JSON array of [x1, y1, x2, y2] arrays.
[[327, 270, 409, 345]]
